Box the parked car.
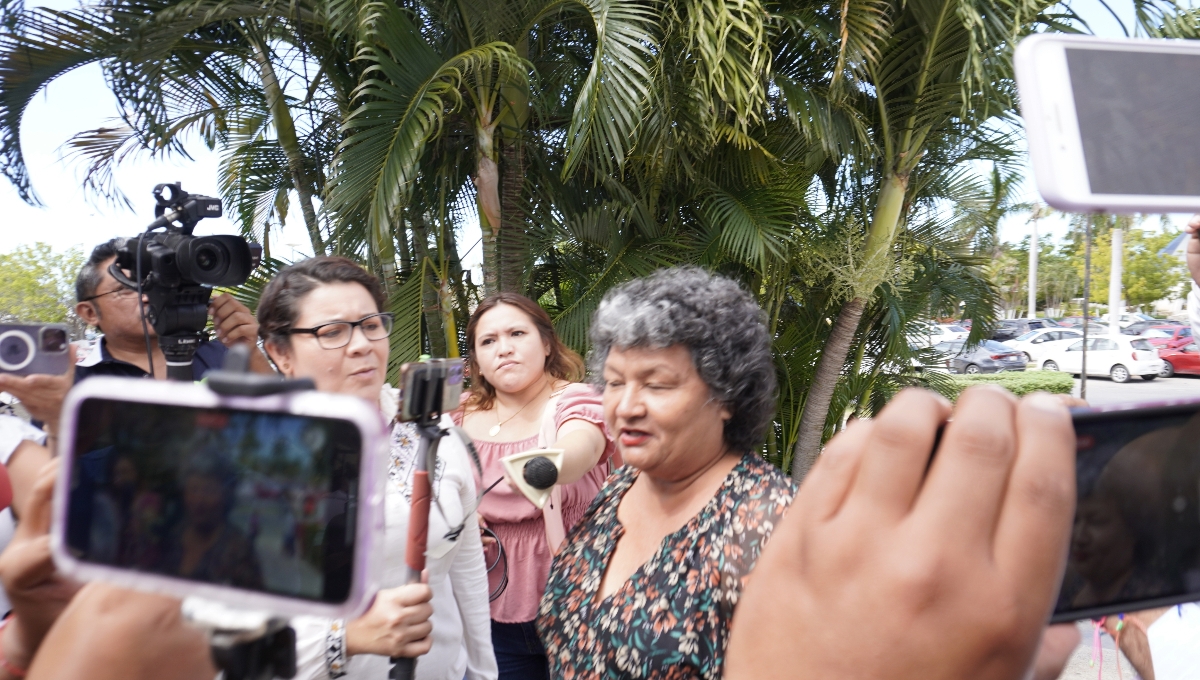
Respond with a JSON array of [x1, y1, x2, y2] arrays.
[[1039, 336, 1163, 383], [1001, 327, 1084, 363], [1158, 343, 1200, 378], [1056, 316, 1104, 328], [934, 324, 969, 344], [908, 322, 970, 348], [1051, 321, 1113, 335], [1142, 325, 1193, 349], [1121, 320, 1180, 336], [934, 340, 1028, 374], [991, 318, 1057, 342]]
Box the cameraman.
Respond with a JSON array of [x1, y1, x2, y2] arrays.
[[0, 238, 273, 501], [72, 238, 273, 381]]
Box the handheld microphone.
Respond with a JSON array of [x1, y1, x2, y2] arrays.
[[499, 449, 564, 508], [522, 456, 558, 490]]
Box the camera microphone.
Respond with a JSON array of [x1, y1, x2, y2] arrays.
[[522, 456, 558, 490]]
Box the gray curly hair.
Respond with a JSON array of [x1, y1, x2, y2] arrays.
[[588, 266, 776, 453]]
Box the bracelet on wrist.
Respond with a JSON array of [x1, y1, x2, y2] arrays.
[[326, 619, 347, 678], [0, 615, 29, 678]]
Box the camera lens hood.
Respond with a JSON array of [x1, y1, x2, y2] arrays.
[[177, 235, 255, 287]]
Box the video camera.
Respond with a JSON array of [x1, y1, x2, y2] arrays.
[[110, 183, 261, 380]]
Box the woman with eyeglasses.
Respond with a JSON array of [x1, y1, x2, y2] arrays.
[[256, 257, 496, 680]]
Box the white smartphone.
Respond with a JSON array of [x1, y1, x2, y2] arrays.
[[51, 377, 388, 620], [1014, 34, 1200, 213]]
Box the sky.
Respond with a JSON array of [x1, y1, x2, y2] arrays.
[[0, 0, 1183, 262]]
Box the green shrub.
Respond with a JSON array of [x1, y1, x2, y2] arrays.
[[945, 371, 1075, 400]]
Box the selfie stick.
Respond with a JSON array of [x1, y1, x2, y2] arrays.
[[389, 369, 450, 680], [181, 345, 315, 680]]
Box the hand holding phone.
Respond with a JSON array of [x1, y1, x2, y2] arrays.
[[52, 377, 387, 620], [0, 460, 82, 671], [726, 387, 1076, 680], [1054, 398, 1200, 621], [24, 582, 215, 680], [0, 343, 76, 434]]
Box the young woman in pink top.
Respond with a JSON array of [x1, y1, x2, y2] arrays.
[[454, 293, 616, 680]]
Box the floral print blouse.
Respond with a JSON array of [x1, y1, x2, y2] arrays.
[[537, 454, 796, 679]]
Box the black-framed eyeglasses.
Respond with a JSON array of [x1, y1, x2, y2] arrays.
[[81, 287, 139, 303], [288, 313, 394, 349]]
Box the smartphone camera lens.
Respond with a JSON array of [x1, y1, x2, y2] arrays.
[[0, 330, 35, 372], [40, 327, 68, 353]]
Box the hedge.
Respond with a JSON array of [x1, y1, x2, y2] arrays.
[[944, 371, 1075, 400]]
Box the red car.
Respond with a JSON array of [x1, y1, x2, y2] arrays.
[[1143, 325, 1193, 350], [1158, 343, 1200, 377]]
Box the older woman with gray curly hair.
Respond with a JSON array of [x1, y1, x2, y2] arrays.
[[536, 266, 796, 679]]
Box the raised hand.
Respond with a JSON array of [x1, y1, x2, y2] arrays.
[[725, 387, 1076, 680], [0, 460, 82, 672]]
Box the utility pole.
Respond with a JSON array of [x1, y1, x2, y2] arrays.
[[1081, 215, 1093, 401], [1029, 213, 1039, 318], [1108, 225, 1124, 332]]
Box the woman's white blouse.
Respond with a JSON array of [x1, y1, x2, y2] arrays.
[[289, 393, 497, 680]]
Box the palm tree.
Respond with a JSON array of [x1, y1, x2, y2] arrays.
[[0, 0, 355, 255], [325, 0, 774, 295], [773, 0, 1079, 480]]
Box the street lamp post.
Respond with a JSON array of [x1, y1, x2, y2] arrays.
[[1081, 215, 1093, 401], [1029, 214, 1039, 318], [1108, 226, 1124, 331]]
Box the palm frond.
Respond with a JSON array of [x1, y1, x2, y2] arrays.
[[560, 0, 657, 178], [327, 1, 529, 264], [0, 8, 118, 202], [387, 266, 425, 381]]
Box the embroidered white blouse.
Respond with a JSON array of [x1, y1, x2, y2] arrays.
[[289, 389, 497, 680]]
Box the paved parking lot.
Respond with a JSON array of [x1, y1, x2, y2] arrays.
[[1072, 374, 1200, 406]]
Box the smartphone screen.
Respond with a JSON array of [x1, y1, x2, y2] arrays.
[[66, 397, 362, 604], [1054, 403, 1200, 621], [1065, 47, 1200, 197]]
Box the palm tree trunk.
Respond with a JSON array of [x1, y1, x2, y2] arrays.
[[791, 297, 865, 480], [499, 136, 526, 293], [474, 118, 501, 296], [250, 40, 325, 255], [444, 224, 472, 351], [791, 174, 908, 483], [438, 279, 459, 358], [412, 216, 448, 358], [396, 226, 413, 279]]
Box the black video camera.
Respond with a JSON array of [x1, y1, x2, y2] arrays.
[[110, 183, 261, 380]]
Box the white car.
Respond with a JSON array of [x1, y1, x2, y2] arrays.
[[1002, 328, 1084, 364], [1039, 335, 1163, 383], [908, 323, 969, 348], [933, 324, 970, 344]]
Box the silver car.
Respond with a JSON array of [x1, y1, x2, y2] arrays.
[[934, 340, 1028, 374]]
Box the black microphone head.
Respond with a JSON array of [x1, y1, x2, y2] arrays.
[[523, 456, 558, 490]]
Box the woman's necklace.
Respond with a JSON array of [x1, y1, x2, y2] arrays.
[[489, 380, 550, 437]]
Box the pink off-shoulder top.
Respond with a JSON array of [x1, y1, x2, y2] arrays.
[[453, 382, 616, 623]]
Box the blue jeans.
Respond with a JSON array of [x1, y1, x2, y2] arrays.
[[490, 620, 550, 680]]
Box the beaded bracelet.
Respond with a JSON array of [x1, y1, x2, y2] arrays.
[[0, 615, 28, 678]]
